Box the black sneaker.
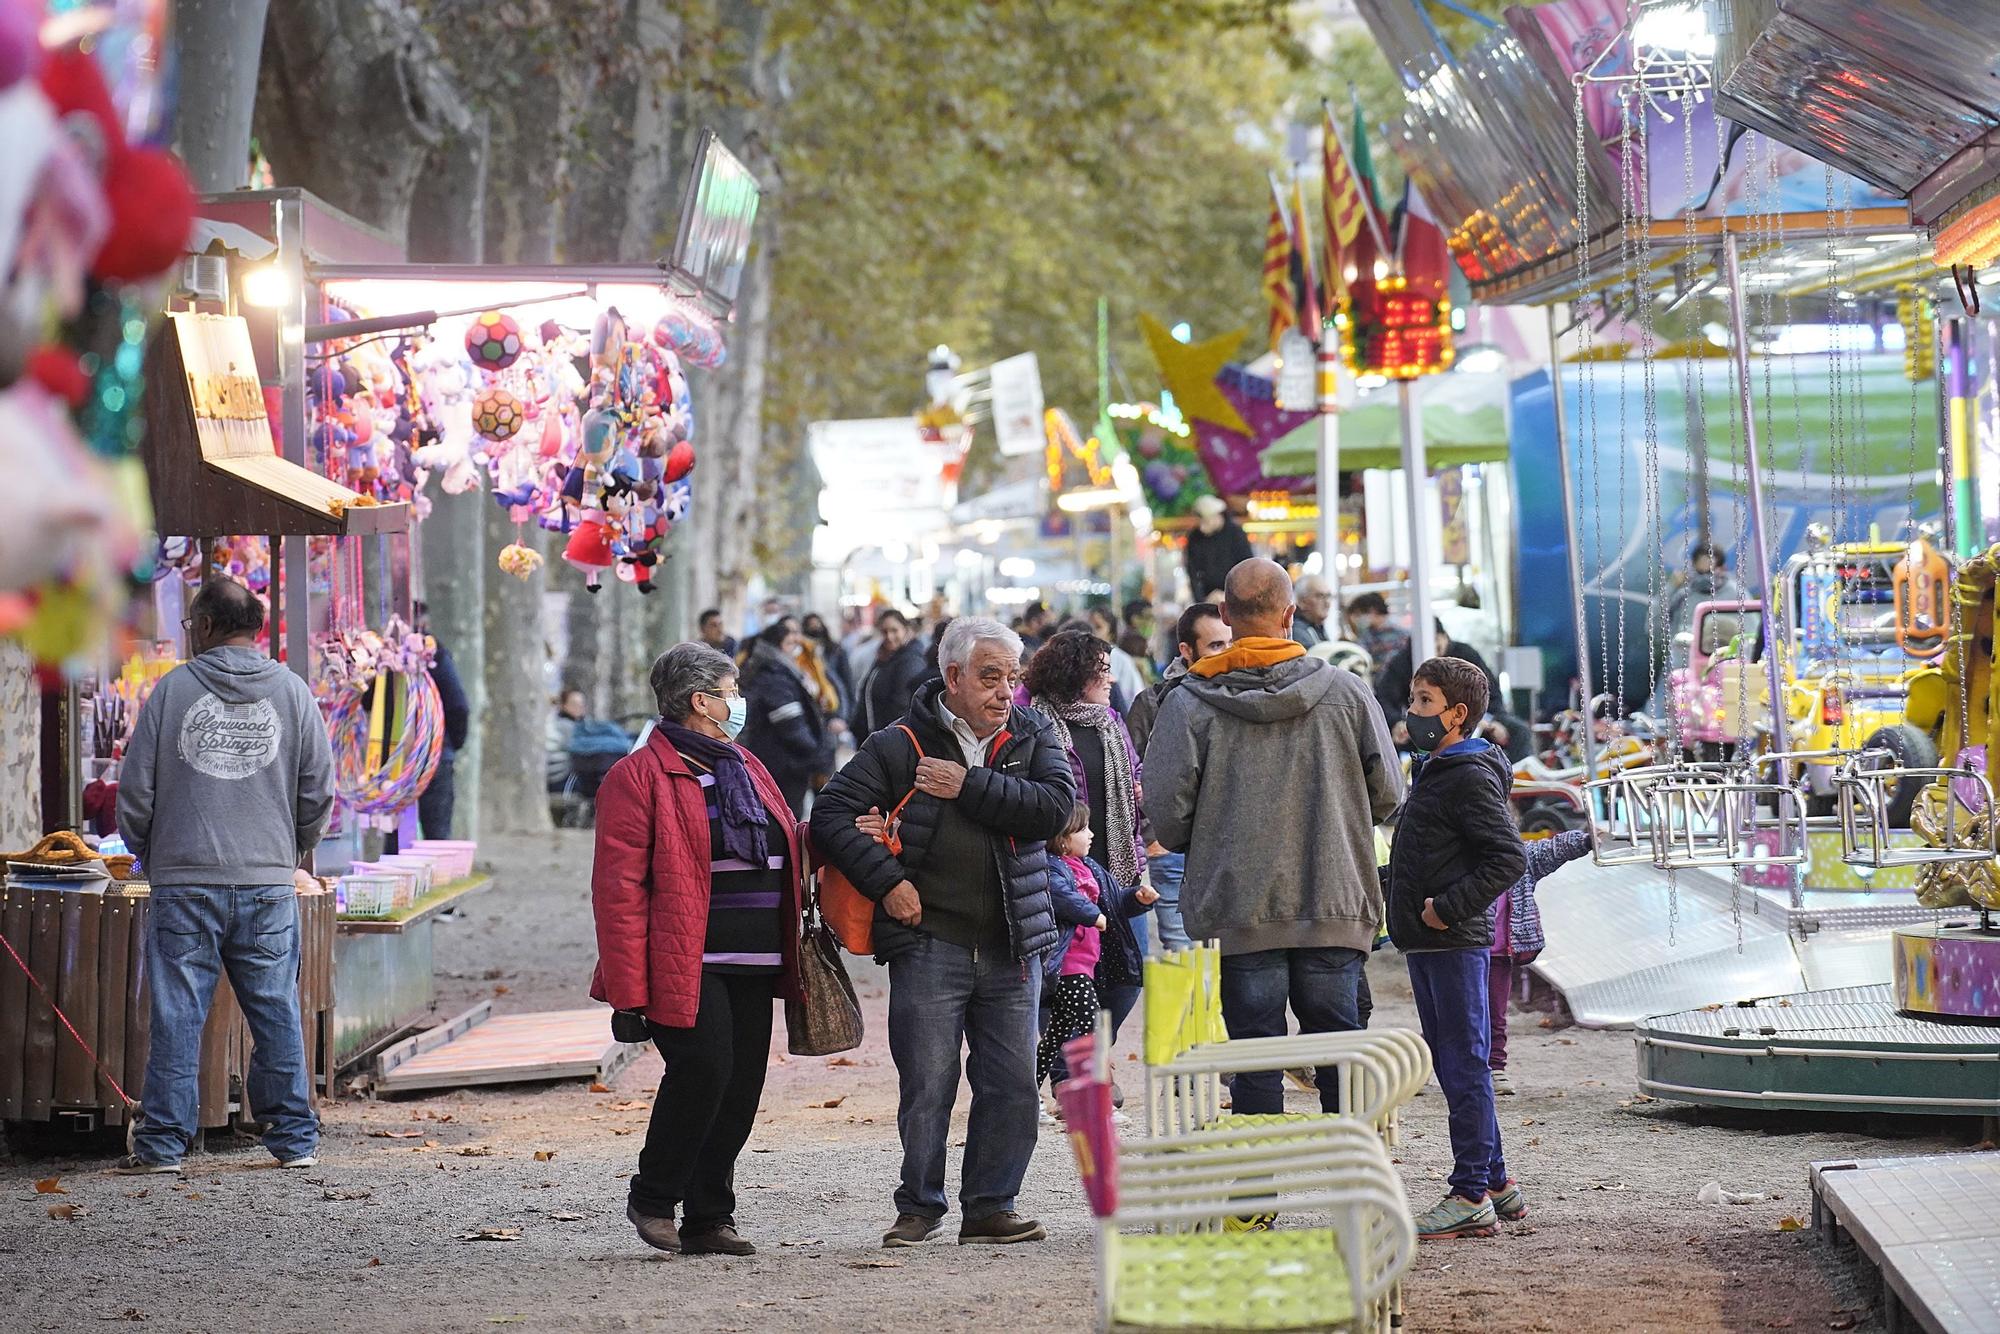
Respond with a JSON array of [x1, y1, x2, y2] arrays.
[[959, 1210, 1046, 1245], [112, 1154, 180, 1175], [882, 1213, 944, 1248], [680, 1223, 754, 1256]]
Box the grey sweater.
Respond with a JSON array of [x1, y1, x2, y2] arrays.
[[117, 646, 335, 887], [1144, 654, 1403, 955]]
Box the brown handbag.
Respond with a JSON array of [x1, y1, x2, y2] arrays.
[[785, 877, 865, 1056]]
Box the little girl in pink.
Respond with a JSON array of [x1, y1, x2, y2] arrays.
[[1038, 804, 1106, 1088]]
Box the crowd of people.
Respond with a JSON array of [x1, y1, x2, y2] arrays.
[[586, 554, 1590, 1260]]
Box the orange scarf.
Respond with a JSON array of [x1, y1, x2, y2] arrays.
[[1190, 635, 1306, 678]]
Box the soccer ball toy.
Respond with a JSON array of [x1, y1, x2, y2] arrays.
[[472, 387, 524, 441], [465, 311, 524, 372]]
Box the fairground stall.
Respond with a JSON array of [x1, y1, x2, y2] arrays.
[[5, 122, 759, 1128]]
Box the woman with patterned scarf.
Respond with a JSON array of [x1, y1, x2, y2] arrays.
[[1025, 629, 1152, 1051]]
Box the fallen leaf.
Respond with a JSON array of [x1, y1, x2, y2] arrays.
[[460, 1227, 522, 1242], [607, 1100, 649, 1112], [48, 1203, 84, 1220], [111, 1308, 146, 1321], [1827, 1317, 1857, 1331], [184, 1192, 205, 1201], [827, 1057, 859, 1067], [589, 1082, 612, 1094], [421, 1140, 440, 1149], [321, 1188, 373, 1201], [365, 1258, 382, 1267], [493, 985, 511, 996], [1775, 1216, 1807, 1233], [781, 1237, 823, 1247], [810, 1097, 847, 1109], [34, 1177, 65, 1195], [369, 1130, 422, 1139], [1520, 1118, 1536, 1126], [1765, 1319, 1795, 1329], [549, 1211, 584, 1222], [457, 1146, 495, 1157], [487, 1317, 526, 1324], [612, 1128, 635, 1136], [1698, 1003, 1724, 1012], [846, 1259, 903, 1269], [534, 1151, 557, 1162], [750, 1148, 775, 1153], [1537, 1016, 1558, 1029]]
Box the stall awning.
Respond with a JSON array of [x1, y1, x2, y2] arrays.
[[1259, 370, 1509, 477]]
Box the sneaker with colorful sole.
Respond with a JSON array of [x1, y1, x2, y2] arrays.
[[1489, 1179, 1528, 1222], [1415, 1194, 1498, 1240]]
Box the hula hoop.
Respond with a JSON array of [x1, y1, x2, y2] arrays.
[[326, 669, 444, 825]]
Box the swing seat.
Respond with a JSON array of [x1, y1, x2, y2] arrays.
[[1585, 766, 1675, 866], [1648, 771, 1807, 870], [1837, 764, 1998, 868]]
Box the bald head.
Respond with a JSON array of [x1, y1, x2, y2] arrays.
[[1223, 559, 1296, 638]]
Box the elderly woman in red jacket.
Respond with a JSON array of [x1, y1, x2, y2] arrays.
[[590, 641, 804, 1257]]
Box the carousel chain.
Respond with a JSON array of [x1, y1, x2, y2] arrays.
[[1615, 89, 1639, 724], [1575, 84, 1612, 741]]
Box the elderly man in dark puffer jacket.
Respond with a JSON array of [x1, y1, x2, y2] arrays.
[[813, 616, 1074, 1251]]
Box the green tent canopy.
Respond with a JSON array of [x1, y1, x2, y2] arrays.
[[1260, 370, 1510, 477]]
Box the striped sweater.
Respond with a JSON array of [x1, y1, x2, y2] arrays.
[[693, 769, 787, 972]]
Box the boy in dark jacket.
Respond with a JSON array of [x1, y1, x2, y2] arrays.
[[1386, 656, 1528, 1241]]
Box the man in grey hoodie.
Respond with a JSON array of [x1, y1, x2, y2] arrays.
[[115, 577, 335, 1173], [1143, 560, 1403, 1118]]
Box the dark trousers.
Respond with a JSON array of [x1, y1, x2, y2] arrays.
[[1407, 948, 1507, 1201], [631, 970, 775, 1230], [1488, 955, 1514, 1071], [1218, 946, 1366, 1115], [1038, 974, 1099, 1086], [418, 750, 455, 840], [887, 937, 1040, 1222]]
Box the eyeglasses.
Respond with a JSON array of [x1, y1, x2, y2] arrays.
[[975, 669, 1026, 690]]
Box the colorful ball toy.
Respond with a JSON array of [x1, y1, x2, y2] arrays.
[[472, 386, 525, 441], [465, 310, 524, 371]]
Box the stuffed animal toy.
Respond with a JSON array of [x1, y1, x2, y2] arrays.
[[561, 508, 617, 592]]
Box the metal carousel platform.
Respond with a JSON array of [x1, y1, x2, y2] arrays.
[[1636, 984, 2000, 1116]]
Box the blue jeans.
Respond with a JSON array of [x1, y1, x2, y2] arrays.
[[1407, 948, 1507, 1201], [1148, 852, 1191, 951], [1219, 946, 1366, 1115], [134, 885, 318, 1165], [887, 937, 1041, 1222]]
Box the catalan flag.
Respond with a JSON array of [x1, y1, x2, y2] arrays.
[[1261, 198, 1297, 352], [1321, 101, 1366, 306], [1291, 175, 1322, 339]]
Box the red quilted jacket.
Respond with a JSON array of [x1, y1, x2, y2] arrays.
[[588, 728, 805, 1028]]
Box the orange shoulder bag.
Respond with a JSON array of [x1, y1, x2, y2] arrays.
[[816, 725, 923, 955]]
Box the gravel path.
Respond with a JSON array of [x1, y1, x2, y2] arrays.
[[1, 830, 1979, 1333]]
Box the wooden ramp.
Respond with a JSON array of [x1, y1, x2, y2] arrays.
[[375, 1003, 644, 1093]]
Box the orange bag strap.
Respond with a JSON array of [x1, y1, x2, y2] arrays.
[[886, 724, 925, 826]]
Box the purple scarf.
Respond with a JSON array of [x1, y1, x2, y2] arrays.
[[660, 721, 770, 867]]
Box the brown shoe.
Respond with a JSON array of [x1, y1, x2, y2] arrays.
[[882, 1212, 944, 1248], [680, 1222, 755, 1256], [959, 1210, 1046, 1244], [626, 1202, 680, 1252]]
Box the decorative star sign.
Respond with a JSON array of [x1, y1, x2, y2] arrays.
[[1216, 364, 1315, 451], [1139, 313, 1251, 436]]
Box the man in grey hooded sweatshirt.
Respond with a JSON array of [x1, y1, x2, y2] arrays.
[[1143, 559, 1403, 1118], [115, 577, 335, 1173]]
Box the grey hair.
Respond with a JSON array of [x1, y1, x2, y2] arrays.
[[938, 616, 1023, 673], [651, 641, 738, 721]]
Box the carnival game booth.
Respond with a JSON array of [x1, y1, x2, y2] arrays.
[[181, 184, 745, 1072]]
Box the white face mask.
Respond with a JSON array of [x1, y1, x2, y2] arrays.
[[701, 692, 747, 739]]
